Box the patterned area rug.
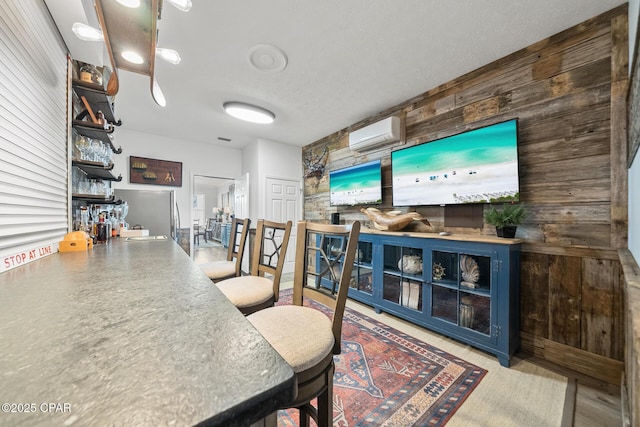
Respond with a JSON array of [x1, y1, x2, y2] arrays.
[[276, 290, 487, 426]]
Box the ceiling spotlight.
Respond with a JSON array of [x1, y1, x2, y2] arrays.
[[121, 50, 144, 65], [115, 0, 141, 7], [71, 22, 103, 42], [156, 48, 181, 64], [223, 102, 275, 124], [165, 0, 192, 12]]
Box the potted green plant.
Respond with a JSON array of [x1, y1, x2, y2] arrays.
[[484, 203, 527, 238]]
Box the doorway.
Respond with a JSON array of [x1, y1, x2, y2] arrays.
[[192, 174, 235, 264]]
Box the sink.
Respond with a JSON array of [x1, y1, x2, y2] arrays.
[[124, 235, 168, 242]]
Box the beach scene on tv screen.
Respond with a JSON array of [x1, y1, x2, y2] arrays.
[[392, 120, 520, 206], [330, 161, 382, 206]]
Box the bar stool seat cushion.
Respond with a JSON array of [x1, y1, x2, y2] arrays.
[[248, 305, 334, 373], [217, 276, 274, 308], [199, 260, 236, 281]]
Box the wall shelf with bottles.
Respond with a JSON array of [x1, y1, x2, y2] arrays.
[[71, 62, 122, 154], [70, 60, 124, 227], [344, 229, 522, 367], [72, 121, 122, 154], [72, 79, 119, 124], [71, 194, 121, 203], [72, 159, 122, 182]]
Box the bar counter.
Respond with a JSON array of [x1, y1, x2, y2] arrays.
[[0, 238, 295, 426]]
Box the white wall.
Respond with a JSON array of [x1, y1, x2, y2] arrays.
[[256, 139, 302, 220], [111, 128, 242, 227], [241, 139, 302, 222], [630, 0, 640, 261], [242, 141, 261, 222]]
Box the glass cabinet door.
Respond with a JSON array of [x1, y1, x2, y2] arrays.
[[459, 291, 491, 335], [382, 244, 423, 312], [430, 250, 492, 336], [350, 240, 373, 295]]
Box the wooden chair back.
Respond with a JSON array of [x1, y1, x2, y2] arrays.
[[291, 220, 361, 354], [203, 218, 214, 241], [250, 219, 293, 302], [227, 218, 251, 277], [193, 219, 202, 244]]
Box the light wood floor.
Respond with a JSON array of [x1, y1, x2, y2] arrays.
[[193, 240, 229, 265], [193, 245, 623, 426], [531, 357, 622, 427]]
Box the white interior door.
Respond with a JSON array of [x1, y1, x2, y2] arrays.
[[234, 173, 249, 219], [265, 177, 301, 274]]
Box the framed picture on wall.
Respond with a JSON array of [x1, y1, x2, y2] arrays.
[[129, 156, 182, 187], [629, 12, 640, 167]]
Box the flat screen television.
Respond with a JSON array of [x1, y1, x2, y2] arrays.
[[391, 118, 520, 206], [329, 159, 382, 206]]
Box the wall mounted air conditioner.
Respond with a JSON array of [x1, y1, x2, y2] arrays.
[[349, 116, 401, 151]]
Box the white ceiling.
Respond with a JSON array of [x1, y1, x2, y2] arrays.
[[44, 0, 626, 149]]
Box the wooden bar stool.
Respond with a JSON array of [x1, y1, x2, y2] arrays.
[[199, 218, 250, 282], [217, 219, 292, 315], [248, 220, 360, 427]]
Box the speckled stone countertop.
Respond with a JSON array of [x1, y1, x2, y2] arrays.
[[0, 238, 295, 426]]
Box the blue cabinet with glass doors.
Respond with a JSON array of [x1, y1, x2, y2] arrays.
[[221, 223, 231, 248], [347, 230, 521, 367]]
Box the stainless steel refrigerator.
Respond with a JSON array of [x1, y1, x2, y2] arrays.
[[114, 189, 178, 239]]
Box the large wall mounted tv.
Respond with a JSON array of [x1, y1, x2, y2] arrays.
[[391, 118, 520, 206], [330, 159, 382, 206]]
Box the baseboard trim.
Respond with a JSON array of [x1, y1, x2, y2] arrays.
[[520, 332, 623, 385]]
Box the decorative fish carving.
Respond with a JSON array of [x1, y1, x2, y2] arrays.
[[360, 207, 427, 231]]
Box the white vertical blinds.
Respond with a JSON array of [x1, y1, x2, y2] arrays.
[[0, 0, 69, 269]]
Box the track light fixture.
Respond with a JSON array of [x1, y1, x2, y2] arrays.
[[152, 77, 167, 107], [156, 48, 181, 64], [115, 0, 141, 8], [165, 0, 192, 12], [71, 22, 103, 42], [121, 50, 144, 65], [72, 0, 186, 107]]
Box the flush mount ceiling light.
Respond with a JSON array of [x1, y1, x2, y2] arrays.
[[121, 50, 144, 65], [156, 48, 181, 64], [165, 0, 192, 12], [223, 102, 275, 124], [72, 22, 104, 41]]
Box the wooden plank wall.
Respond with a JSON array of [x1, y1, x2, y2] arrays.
[[302, 6, 629, 383], [619, 249, 640, 427]]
